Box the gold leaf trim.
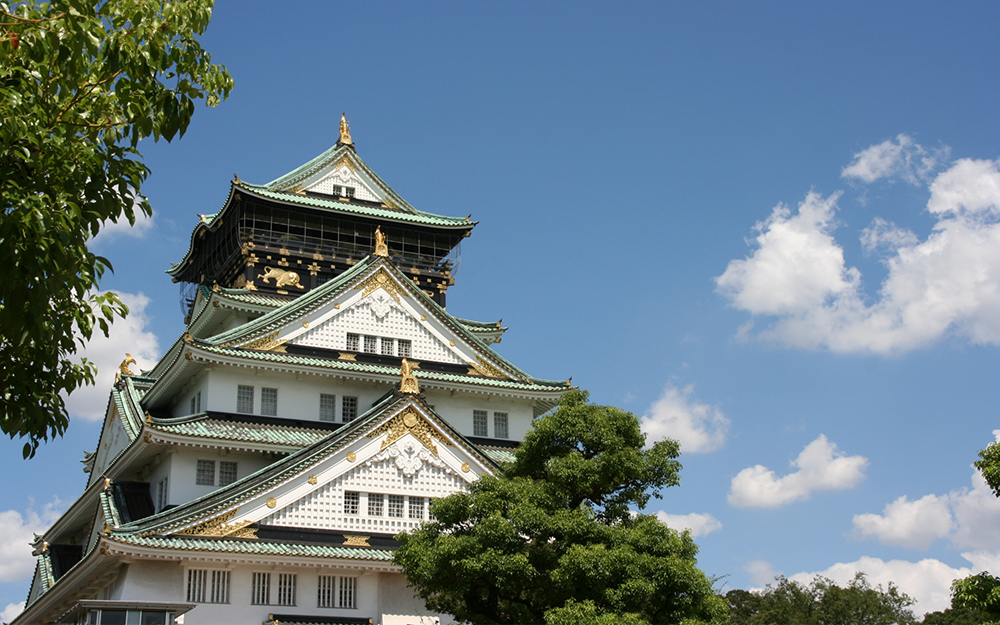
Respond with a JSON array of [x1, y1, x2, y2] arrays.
[[366, 407, 452, 456], [471, 356, 506, 379], [338, 352, 357, 361], [238, 331, 288, 353], [359, 269, 404, 302], [343, 535, 370, 547], [175, 508, 257, 539]]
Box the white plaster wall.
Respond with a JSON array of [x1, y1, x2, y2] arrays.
[[167, 447, 275, 505], [170, 371, 208, 418], [92, 413, 133, 479], [379, 572, 444, 625], [423, 391, 533, 441]]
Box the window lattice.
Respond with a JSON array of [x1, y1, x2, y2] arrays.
[[398, 339, 412, 358], [346, 333, 360, 351], [196, 460, 215, 486], [210, 570, 230, 604], [261, 387, 278, 416], [339, 576, 357, 609], [380, 336, 395, 355], [363, 335, 378, 353], [252, 572, 270, 605], [219, 461, 238, 486], [186, 569, 206, 603], [318, 575, 336, 608], [409, 496, 425, 519], [186, 568, 229, 604], [344, 491, 360, 515], [320, 393, 337, 421], [368, 493, 384, 516], [387, 494, 404, 518], [342, 396, 358, 422], [494, 412, 509, 439], [473, 410, 488, 437], [237, 385, 254, 414], [277, 573, 296, 606]]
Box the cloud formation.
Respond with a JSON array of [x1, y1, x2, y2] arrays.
[[841, 134, 944, 185], [1, 602, 25, 622], [641, 384, 729, 453], [64, 292, 161, 421], [717, 138, 1000, 354], [656, 511, 723, 538], [0, 500, 62, 584], [88, 200, 155, 248], [728, 435, 868, 508]]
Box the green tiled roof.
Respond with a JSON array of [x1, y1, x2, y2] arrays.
[[107, 534, 395, 561], [150, 415, 330, 447], [480, 447, 517, 464]]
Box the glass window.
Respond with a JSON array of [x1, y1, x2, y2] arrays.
[[346, 333, 360, 351], [363, 335, 378, 353], [494, 412, 509, 439], [277, 573, 296, 606], [398, 339, 412, 358], [381, 337, 395, 356], [387, 494, 404, 518], [409, 496, 425, 519], [368, 492, 384, 516], [196, 460, 215, 486], [320, 393, 337, 421], [344, 491, 360, 515], [261, 387, 278, 416], [219, 461, 238, 486], [252, 572, 270, 605], [342, 396, 358, 422], [473, 410, 488, 437], [237, 385, 254, 414]]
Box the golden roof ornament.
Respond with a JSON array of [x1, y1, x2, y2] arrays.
[[338, 112, 353, 147], [114, 353, 137, 384], [400, 358, 420, 394], [374, 226, 389, 257]]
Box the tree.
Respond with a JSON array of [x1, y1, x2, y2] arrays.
[[950, 572, 1000, 624], [1, 0, 233, 456], [393, 390, 728, 625], [726, 573, 917, 625], [975, 440, 1000, 497]]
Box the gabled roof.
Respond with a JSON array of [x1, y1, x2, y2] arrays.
[[105, 392, 498, 541]]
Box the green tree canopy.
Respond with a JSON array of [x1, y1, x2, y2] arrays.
[[0, 0, 232, 456], [975, 440, 1000, 497], [950, 572, 1000, 625], [726, 573, 916, 625], [393, 390, 727, 625]]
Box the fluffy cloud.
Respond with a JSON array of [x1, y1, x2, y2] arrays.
[[1, 602, 25, 622], [853, 469, 1000, 552], [716, 143, 1000, 354], [841, 134, 943, 185], [852, 494, 954, 549], [655, 511, 722, 538], [744, 560, 780, 586], [64, 292, 161, 421], [0, 501, 63, 584], [728, 435, 868, 508], [641, 384, 729, 453], [787, 556, 970, 615], [88, 201, 155, 248]]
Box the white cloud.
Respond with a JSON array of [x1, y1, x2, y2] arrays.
[[851, 469, 1000, 552], [1, 602, 25, 622], [640, 384, 730, 453], [716, 148, 1000, 355], [64, 292, 161, 421], [852, 494, 954, 549], [728, 435, 868, 508], [841, 134, 943, 185], [655, 511, 722, 538], [744, 560, 780, 586], [88, 201, 155, 248], [0, 500, 63, 584]]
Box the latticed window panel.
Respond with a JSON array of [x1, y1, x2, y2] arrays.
[[261, 387, 278, 416], [368, 493, 384, 516], [409, 496, 425, 519], [344, 491, 360, 515], [473, 410, 488, 437], [494, 412, 509, 439], [363, 335, 378, 353], [320, 394, 337, 421], [398, 339, 412, 358], [186, 569, 206, 603], [339, 576, 357, 609], [196, 460, 215, 486], [219, 461, 238, 486], [210, 570, 230, 604], [237, 385, 254, 414], [317, 575, 336, 608], [346, 333, 360, 351], [252, 572, 271, 605], [342, 396, 358, 422], [277, 573, 296, 606], [387, 494, 404, 518]]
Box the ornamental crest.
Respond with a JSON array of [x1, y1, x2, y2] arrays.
[[359, 269, 404, 303], [366, 407, 452, 456], [368, 437, 447, 478], [367, 290, 395, 320], [173, 508, 258, 539]]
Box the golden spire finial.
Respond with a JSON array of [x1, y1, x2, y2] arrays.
[[374, 226, 389, 257], [338, 112, 353, 146], [400, 358, 420, 394]]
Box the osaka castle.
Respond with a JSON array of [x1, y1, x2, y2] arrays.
[[16, 116, 570, 625]]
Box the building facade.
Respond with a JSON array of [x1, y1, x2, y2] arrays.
[[16, 118, 569, 625]]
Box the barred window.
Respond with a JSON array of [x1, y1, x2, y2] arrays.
[[398, 339, 412, 358], [277, 573, 296, 606], [219, 461, 238, 486], [387, 494, 404, 518], [344, 491, 360, 515], [368, 492, 384, 516], [346, 333, 360, 351], [319, 393, 337, 421], [157, 477, 168, 511], [261, 387, 278, 417], [381, 337, 395, 356], [363, 335, 378, 353], [252, 572, 270, 605], [339, 576, 357, 609], [196, 460, 215, 486], [473, 410, 488, 437], [318, 575, 336, 608], [237, 385, 254, 414], [342, 396, 358, 422], [494, 412, 509, 439], [343, 186, 356, 199], [409, 496, 425, 519], [186, 569, 206, 603], [210, 570, 230, 603]]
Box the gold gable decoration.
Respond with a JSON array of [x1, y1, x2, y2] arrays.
[[174, 508, 258, 539], [236, 331, 288, 353], [360, 268, 404, 303], [470, 356, 506, 379], [400, 358, 420, 394], [366, 407, 452, 456]]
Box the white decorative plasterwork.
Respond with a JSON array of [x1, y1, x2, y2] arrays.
[[310, 166, 381, 203], [367, 437, 448, 478], [366, 291, 395, 321]]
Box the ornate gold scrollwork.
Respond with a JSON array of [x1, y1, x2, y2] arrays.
[[343, 535, 369, 547], [400, 358, 420, 394], [359, 269, 404, 302], [366, 407, 452, 456], [174, 508, 258, 539]]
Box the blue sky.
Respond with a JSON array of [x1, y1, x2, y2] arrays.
[[3, 1, 1000, 618]]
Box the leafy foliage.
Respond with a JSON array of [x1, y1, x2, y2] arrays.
[[976, 440, 1000, 498], [0, 0, 232, 456], [726, 573, 917, 625], [394, 390, 726, 625], [950, 572, 1000, 624]]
